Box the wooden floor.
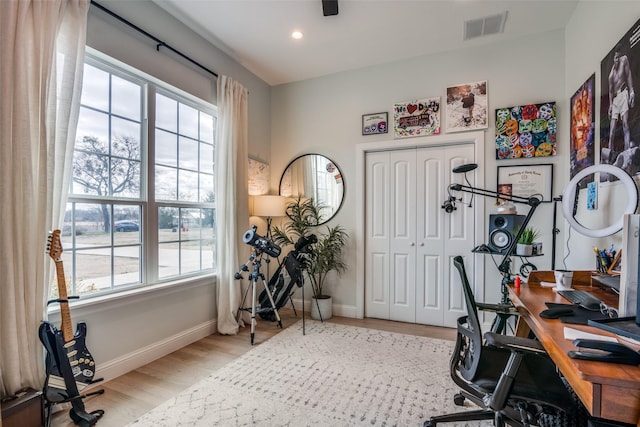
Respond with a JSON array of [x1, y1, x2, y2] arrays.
[[49, 310, 456, 427]]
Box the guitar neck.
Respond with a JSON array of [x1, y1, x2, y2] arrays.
[[54, 260, 74, 342]]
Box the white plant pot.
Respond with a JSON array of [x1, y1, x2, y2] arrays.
[[311, 296, 332, 321], [516, 243, 533, 256]]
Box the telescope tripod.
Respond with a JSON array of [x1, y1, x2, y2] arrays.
[[235, 250, 282, 344]]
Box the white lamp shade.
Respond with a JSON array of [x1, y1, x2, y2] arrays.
[[252, 195, 287, 217]]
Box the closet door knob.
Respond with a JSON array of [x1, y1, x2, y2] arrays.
[[410, 242, 415, 246], [420, 243, 424, 246]]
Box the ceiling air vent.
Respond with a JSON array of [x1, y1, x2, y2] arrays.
[[464, 11, 508, 41]]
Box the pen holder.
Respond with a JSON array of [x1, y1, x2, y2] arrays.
[[595, 254, 607, 274], [595, 253, 616, 274]]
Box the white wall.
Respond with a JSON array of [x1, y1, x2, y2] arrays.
[[562, 1, 640, 270], [272, 29, 567, 311]]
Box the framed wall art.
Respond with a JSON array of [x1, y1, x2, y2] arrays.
[[362, 112, 388, 135], [445, 80, 488, 132], [600, 17, 640, 178], [497, 163, 553, 203], [570, 74, 595, 179], [495, 101, 557, 159], [393, 97, 440, 138], [248, 157, 270, 195]]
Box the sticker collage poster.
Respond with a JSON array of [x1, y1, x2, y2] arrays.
[[495, 102, 557, 159]]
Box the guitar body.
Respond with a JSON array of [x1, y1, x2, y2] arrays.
[[42, 230, 104, 426], [39, 320, 96, 402]]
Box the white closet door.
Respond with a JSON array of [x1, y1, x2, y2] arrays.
[[415, 148, 444, 325], [364, 151, 391, 319], [415, 144, 475, 326], [388, 150, 417, 323], [365, 144, 475, 326], [443, 145, 477, 326]]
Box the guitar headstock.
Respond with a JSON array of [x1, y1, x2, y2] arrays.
[[47, 229, 63, 262]]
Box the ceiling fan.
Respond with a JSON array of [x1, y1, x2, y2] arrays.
[[322, 0, 338, 16]]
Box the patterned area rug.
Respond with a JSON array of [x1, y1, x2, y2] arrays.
[[128, 320, 488, 426]]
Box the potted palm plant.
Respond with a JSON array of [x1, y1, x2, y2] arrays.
[[272, 197, 348, 320], [516, 226, 540, 256]]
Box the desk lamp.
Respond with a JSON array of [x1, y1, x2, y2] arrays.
[[443, 163, 542, 305]]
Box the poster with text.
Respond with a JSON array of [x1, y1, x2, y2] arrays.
[[570, 74, 595, 180], [393, 97, 440, 138], [495, 102, 557, 159]]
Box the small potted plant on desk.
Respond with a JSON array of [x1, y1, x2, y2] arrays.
[[272, 196, 348, 320], [516, 227, 540, 256]]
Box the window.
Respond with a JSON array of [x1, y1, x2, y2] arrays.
[[58, 51, 216, 299], [155, 92, 215, 279]]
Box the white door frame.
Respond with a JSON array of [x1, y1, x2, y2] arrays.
[[355, 131, 486, 319]]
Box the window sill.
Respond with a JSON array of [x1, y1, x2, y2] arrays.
[[46, 273, 217, 315]]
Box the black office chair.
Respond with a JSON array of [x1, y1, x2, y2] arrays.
[[425, 255, 586, 427]]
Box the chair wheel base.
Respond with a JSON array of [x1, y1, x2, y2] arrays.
[[453, 393, 465, 406], [69, 408, 104, 427]]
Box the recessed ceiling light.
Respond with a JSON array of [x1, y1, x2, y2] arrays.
[[291, 30, 303, 40]]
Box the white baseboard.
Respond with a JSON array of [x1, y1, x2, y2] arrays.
[[93, 320, 217, 384], [333, 301, 357, 318], [290, 297, 357, 318]]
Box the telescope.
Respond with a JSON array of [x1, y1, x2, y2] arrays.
[[242, 225, 281, 257]]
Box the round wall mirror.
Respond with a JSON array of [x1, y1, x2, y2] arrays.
[[279, 154, 344, 224], [562, 164, 638, 238]]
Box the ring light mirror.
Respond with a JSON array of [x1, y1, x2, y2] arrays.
[[279, 154, 344, 224], [562, 164, 638, 238]]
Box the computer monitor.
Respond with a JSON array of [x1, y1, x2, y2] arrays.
[[619, 214, 639, 319], [637, 236, 640, 326]]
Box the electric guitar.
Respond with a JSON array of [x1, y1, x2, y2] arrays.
[[39, 229, 96, 402]]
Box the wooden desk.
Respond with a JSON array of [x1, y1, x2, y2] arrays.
[[509, 271, 640, 424]]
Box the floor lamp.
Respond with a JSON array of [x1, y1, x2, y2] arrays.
[[251, 195, 287, 276]]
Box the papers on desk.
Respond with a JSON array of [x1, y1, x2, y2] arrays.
[[563, 327, 618, 343], [540, 281, 556, 288]]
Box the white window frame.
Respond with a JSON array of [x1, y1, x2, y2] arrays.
[[59, 48, 217, 301]]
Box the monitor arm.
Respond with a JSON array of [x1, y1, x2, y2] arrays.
[[449, 183, 542, 303]]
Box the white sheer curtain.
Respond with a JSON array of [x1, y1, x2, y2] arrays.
[[302, 155, 316, 200], [215, 76, 250, 335], [0, 0, 88, 397]]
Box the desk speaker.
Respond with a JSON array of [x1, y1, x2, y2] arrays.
[[488, 214, 526, 254]]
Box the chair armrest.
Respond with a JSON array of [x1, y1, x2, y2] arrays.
[[484, 332, 546, 354], [476, 302, 519, 314]]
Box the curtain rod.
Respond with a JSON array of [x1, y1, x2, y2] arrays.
[[90, 0, 219, 79]]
